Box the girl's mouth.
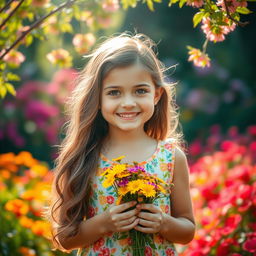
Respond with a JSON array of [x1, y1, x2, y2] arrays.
[[116, 112, 140, 120]]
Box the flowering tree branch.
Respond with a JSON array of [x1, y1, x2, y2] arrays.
[[223, 0, 249, 26], [0, 0, 78, 60], [0, 0, 25, 30], [0, 0, 16, 14]]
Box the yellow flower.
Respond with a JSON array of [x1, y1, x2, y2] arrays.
[[127, 180, 143, 194], [112, 164, 127, 175], [116, 172, 130, 178], [102, 173, 115, 188], [112, 156, 125, 162], [116, 196, 122, 205], [141, 183, 156, 197], [118, 186, 129, 196], [156, 176, 167, 185], [100, 167, 111, 176], [157, 185, 167, 194]]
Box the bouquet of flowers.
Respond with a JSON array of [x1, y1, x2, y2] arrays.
[[100, 156, 172, 256]]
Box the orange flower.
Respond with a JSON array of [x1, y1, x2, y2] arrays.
[[19, 247, 36, 256], [20, 216, 34, 228], [99, 195, 107, 205], [30, 164, 48, 177], [15, 151, 38, 167], [1, 170, 11, 179], [5, 199, 29, 217], [0, 153, 18, 172], [31, 220, 51, 238]]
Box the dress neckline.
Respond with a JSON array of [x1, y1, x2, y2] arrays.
[[100, 140, 161, 166]]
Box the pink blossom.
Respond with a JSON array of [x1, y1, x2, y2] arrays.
[[31, 0, 49, 7], [46, 49, 72, 67], [3, 50, 25, 66], [73, 33, 96, 54], [188, 47, 211, 68], [217, 0, 247, 13], [201, 17, 236, 42], [102, 0, 120, 12]]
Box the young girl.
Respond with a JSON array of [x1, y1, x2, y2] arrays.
[[48, 33, 195, 256]]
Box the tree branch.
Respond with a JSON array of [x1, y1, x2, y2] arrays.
[[223, 0, 249, 27], [0, 0, 16, 14], [0, 0, 25, 30], [0, 0, 78, 60]]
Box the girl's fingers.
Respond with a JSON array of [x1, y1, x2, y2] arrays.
[[118, 216, 137, 227], [137, 218, 153, 227], [134, 225, 155, 234], [136, 204, 160, 213], [119, 207, 139, 220], [116, 201, 137, 213], [120, 218, 140, 232]]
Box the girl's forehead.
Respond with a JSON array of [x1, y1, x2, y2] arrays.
[[103, 63, 153, 86]]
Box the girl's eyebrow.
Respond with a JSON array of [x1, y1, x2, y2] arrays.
[[103, 83, 151, 91]]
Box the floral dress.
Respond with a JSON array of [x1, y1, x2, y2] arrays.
[[78, 139, 177, 256]]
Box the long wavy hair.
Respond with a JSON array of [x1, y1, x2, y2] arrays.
[[47, 33, 184, 251]]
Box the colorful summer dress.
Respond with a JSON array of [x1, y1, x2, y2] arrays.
[[78, 139, 177, 256]]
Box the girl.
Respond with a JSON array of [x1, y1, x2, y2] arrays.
[[48, 33, 195, 256]]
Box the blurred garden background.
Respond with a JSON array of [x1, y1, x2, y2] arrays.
[[0, 0, 256, 255]]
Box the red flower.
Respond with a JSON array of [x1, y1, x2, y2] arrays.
[[145, 246, 153, 256], [98, 247, 110, 256], [88, 206, 95, 217], [93, 237, 104, 251], [247, 125, 256, 136], [166, 248, 175, 256], [243, 238, 256, 253], [216, 238, 235, 256], [220, 214, 241, 235], [106, 195, 114, 204]]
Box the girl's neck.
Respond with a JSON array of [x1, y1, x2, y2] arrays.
[[102, 129, 158, 164]]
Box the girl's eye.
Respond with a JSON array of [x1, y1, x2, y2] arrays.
[[107, 90, 120, 96], [136, 88, 148, 95]]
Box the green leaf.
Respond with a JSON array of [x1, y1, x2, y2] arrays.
[[0, 85, 7, 98], [193, 11, 205, 27], [168, 0, 179, 7], [236, 7, 252, 14], [179, 0, 187, 8], [147, 0, 155, 11], [7, 73, 20, 81], [61, 23, 73, 33], [25, 34, 33, 47], [5, 83, 16, 96]]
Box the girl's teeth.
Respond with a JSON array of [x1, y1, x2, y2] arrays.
[[119, 113, 137, 118]]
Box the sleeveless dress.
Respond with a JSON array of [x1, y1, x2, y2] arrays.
[[78, 139, 177, 256]]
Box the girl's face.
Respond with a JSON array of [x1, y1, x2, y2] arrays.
[[101, 62, 163, 134]]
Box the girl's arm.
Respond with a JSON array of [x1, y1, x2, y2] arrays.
[[58, 201, 139, 250], [134, 146, 195, 244], [159, 146, 195, 244]]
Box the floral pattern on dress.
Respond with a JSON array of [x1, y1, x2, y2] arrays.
[[79, 139, 177, 256]]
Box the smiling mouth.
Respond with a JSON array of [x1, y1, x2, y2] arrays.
[[116, 112, 140, 119]]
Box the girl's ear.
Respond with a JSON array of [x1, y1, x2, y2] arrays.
[[154, 87, 164, 105]]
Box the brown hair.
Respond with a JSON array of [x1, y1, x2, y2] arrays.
[[47, 33, 184, 251]]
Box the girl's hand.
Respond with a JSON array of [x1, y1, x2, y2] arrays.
[[134, 204, 165, 234], [102, 201, 140, 233]]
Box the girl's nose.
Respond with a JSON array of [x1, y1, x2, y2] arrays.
[[121, 96, 136, 108]]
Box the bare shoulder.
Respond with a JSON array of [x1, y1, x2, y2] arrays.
[[173, 146, 189, 181]]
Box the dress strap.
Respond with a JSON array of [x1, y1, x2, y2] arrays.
[[163, 138, 176, 183]]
